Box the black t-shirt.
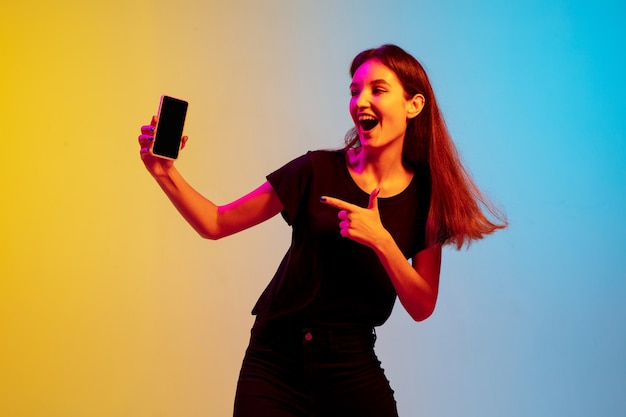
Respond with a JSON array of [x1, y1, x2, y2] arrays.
[[252, 150, 431, 328]]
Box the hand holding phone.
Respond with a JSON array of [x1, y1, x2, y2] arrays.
[[151, 95, 188, 160]]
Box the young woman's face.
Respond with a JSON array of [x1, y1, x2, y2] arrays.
[[349, 59, 423, 151]]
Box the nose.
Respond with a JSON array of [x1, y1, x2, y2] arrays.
[[353, 91, 370, 109]]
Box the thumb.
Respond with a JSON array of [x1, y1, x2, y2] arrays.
[[367, 188, 380, 210]]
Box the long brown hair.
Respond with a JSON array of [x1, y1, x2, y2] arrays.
[[345, 44, 507, 248]]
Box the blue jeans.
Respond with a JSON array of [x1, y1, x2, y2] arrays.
[[233, 319, 399, 417]]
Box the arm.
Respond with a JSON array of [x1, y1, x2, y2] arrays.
[[374, 238, 441, 322], [321, 189, 441, 321], [151, 172, 282, 240], [138, 117, 283, 239]]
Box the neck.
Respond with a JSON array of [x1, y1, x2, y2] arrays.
[[347, 145, 412, 197], [350, 143, 406, 180]]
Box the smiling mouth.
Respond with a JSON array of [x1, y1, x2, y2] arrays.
[[359, 118, 379, 131]]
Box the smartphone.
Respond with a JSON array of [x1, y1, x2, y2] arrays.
[[151, 95, 188, 160]]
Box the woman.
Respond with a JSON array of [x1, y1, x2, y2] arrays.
[[138, 44, 506, 416]]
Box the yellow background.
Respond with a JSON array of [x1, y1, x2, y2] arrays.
[[1, 1, 319, 415]]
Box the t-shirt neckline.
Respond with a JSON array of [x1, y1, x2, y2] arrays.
[[338, 150, 417, 202]]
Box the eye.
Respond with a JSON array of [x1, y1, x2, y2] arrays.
[[373, 87, 386, 95], [350, 89, 359, 97]]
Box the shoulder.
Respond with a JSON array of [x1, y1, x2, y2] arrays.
[[267, 149, 342, 188], [308, 149, 344, 162], [275, 149, 341, 170], [267, 149, 347, 191], [307, 149, 346, 172]]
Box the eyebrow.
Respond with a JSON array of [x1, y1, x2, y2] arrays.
[[350, 79, 392, 89]]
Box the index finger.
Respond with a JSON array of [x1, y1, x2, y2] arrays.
[[320, 195, 359, 211]]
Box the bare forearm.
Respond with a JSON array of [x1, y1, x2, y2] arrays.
[[149, 165, 283, 240], [319, 191, 442, 321], [373, 236, 440, 321], [151, 166, 222, 239]]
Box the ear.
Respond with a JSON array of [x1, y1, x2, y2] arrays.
[[406, 94, 425, 119]]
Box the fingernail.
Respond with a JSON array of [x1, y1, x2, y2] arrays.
[[148, 136, 154, 141], [150, 127, 155, 132], [319, 196, 327, 202]]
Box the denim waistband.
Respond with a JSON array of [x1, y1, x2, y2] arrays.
[[252, 317, 376, 345]]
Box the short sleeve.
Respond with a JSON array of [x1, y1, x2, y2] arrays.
[[266, 152, 313, 225]]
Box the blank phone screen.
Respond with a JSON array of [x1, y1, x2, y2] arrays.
[[152, 96, 188, 159]]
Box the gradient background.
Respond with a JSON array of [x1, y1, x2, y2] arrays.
[[1, 1, 624, 416]]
